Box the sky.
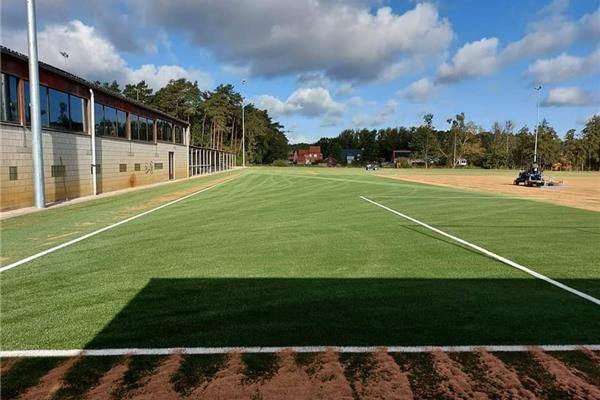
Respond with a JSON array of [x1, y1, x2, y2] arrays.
[[1, 0, 599, 143]]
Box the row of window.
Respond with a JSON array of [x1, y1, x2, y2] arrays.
[[1, 72, 185, 144]]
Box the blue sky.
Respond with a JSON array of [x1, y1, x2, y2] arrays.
[[2, 0, 599, 143]]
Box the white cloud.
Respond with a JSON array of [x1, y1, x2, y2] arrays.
[[346, 96, 367, 107], [398, 78, 437, 102], [542, 87, 599, 107], [434, 4, 600, 83], [2, 20, 212, 90], [527, 47, 600, 84], [436, 38, 501, 83], [255, 87, 345, 117], [352, 99, 397, 127], [320, 115, 343, 127], [142, 1, 454, 81]]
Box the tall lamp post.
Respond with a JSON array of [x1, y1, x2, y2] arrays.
[[533, 85, 542, 163], [27, 0, 45, 208], [241, 79, 247, 167]]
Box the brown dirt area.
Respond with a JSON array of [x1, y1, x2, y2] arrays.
[[381, 173, 600, 211], [4, 349, 599, 399]]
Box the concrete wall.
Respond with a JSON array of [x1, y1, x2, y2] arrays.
[[0, 123, 188, 210]]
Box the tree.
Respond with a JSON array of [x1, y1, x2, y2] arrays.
[[123, 81, 154, 104], [153, 78, 202, 123], [581, 114, 600, 170], [411, 113, 437, 168]]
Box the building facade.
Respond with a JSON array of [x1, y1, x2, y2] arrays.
[[1, 47, 234, 211]]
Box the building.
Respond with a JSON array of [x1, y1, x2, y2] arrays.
[[292, 146, 322, 164], [0, 46, 234, 211], [343, 149, 362, 164]]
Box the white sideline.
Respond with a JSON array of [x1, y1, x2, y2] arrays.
[[360, 196, 600, 307], [2, 345, 599, 357], [0, 178, 236, 273]]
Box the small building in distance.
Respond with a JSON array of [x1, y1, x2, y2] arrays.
[[291, 146, 323, 165], [343, 149, 362, 164]]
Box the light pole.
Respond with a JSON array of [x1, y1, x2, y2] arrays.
[[28, 0, 45, 208], [241, 79, 246, 167], [59, 51, 68, 67], [533, 85, 542, 164]]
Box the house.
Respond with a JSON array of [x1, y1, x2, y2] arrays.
[[293, 146, 323, 164], [343, 149, 362, 164]]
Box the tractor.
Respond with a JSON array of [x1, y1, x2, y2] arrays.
[[514, 164, 545, 187]]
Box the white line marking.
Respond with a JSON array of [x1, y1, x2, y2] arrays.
[[0, 178, 237, 273], [2, 345, 599, 357], [360, 196, 600, 306]]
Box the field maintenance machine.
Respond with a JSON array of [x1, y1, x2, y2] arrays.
[[513, 163, 562, 187]]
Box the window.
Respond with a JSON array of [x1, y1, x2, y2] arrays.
[[69, 95, 86, 131], [51, 165, 66, 177], [48, 88, 70, 129], [146, 119, 154, 142], [175, 125, 184, 144], [9, 166, 18, 181], [119, 163, 127, 172], [138, 117, 147, 141], [134, 163, 141, 171], [130, 113, 139, 140], [25, 82, 50, 127], [155, 163, 163, 170], [117, 109, 126, 138], [1, 73, 19, 123], [94, 103, 105, 136], [103, 106, 117, 136], [157, 119, 172, 142]]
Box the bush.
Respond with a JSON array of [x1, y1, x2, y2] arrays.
[[272, 159, 289, 167]]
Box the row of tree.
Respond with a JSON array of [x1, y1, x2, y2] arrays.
[[313, 113, 600, 170], [93, 79, 289, 164]]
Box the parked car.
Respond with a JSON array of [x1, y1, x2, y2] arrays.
[[365, 163, 379, 170]]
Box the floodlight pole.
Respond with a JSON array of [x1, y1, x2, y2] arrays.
[[27, 0, 46, 208], [533, 85, 542, 163], [241, 79, 246, 167]]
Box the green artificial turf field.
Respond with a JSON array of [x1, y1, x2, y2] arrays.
[[1, 167, 599, 350]]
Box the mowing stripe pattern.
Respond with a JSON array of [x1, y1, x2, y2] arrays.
[[0, 178, 237, 273], [360, 196, 600, 307]]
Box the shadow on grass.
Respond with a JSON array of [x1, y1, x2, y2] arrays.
[[85, 278, 600, 349]]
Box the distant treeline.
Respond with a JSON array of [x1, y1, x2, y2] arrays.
[[311, 113, 600, 170], [95, 79, 289, 164]]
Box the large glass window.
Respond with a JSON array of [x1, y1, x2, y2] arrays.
[[69, 95, 86, 131], [117, 109, 126, 138], [24, 81, 50, 127], [174, 125, 184, 144], [138, 117, 147, 141], [48, 88, 70, 129], [103, 106, 117, 136], [1, 73, 19, 123], [94, 103, 105, 136], [146, 119, 154, 142], [158, 120, 172, 142], [130, 113, 139, 140]]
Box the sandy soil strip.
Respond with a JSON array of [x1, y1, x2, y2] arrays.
[[476, 349, 538, 400], [353, 349, 414, 400], [17, 357, 80, 400], [308, 349, 354, 399], [531, 348, 600, 400], [129, 353, 183, 400], [84, 356, 130, 400], [259, 350, 313, 400], [432, 351, 488, 400], [580, 347, 600, 364], [0, 358, 18, 375], [189, 352, 256, 400]]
